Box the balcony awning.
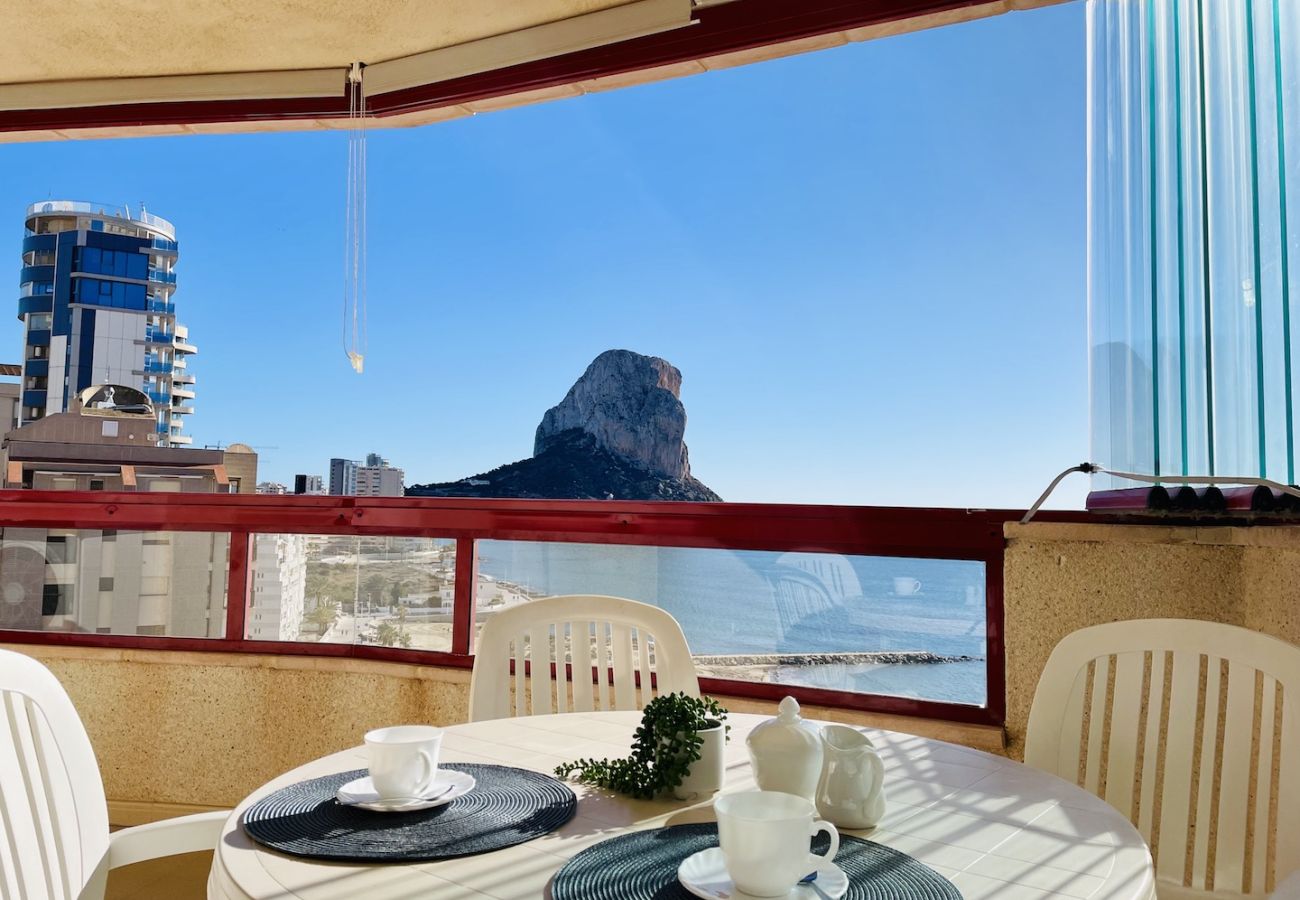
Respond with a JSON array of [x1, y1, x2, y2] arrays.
[[0, 0, 1062, 142]]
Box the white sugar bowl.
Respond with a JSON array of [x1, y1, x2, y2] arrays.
[[745, 696, 824, 802]]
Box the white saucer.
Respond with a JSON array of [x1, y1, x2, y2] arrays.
[[336, 769, 476, 812], [678, 848, 849, 900]]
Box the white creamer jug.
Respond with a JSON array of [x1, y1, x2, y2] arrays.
[[815, 723, 886, 829], [745, 696, 824, 801]]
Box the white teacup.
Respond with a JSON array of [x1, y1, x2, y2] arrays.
[[893, 576, 921, 595], [364, 725, 443, 800], [714, 790, 840, 897]]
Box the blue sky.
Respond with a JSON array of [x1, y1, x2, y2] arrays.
[[4, 2, 1088, 508]]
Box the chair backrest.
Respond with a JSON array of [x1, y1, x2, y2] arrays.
[[468, 594, 700, 722], [1025, 619, 1300, 897], [0, 649, 110, 900]]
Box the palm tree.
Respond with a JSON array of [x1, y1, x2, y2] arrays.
[[375, 621, 412, 648]]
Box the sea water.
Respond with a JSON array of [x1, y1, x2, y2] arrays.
[[477, 541, 987, 706]]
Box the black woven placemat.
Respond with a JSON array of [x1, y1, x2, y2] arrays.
[[551, 823, 961, 900], [241, 763, 576, 862]]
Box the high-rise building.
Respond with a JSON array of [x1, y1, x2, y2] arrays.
[[18, 201, 195, 446], [294, 474, 325, 495], [328, 458, 357, 496], [247, 532, 308, 641], [356, 463, 404, 497]]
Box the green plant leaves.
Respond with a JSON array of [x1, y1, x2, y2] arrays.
[[554, 693, 729, 800]]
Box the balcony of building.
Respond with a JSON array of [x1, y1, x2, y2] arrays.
[[2, 493, 1297, 894], [25, 200, 177, 241], [2, 1, 1299, 898]]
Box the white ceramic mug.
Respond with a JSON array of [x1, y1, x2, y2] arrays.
[[364, 725, 442, 800], [893, 576, 921, 595], [714, 790, 840, 897]]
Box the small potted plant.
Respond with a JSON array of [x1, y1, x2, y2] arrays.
[[554, 692, 728, 800]]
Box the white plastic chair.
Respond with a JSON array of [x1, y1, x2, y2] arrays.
[[469, 594, 700, 722], [0, 648, 227, 900], [1025, 619, 1300, 899]]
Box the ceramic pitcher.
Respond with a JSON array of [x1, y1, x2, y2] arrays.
[[814, 724, 886, 829]]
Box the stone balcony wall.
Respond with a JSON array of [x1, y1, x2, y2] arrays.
[[1004, 521, 1300, 758], [1, 647, 471, 815], [3, 645, 1000, 821]]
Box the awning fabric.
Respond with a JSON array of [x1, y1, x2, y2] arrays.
[[0, 0, 1063, 141]]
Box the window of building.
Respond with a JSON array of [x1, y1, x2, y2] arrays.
[[77, 247, 148, 280], [42, 583, 70, 617], [45, 534, 75, 564], [74, 277, 146, 309], [28, 345, 46, 359], [27, 313, 52, 330], [24, 376, 47, 391]]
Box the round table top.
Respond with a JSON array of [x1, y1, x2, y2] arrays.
[[209, 711, 1155, 900]]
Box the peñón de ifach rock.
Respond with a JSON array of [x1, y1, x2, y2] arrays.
[[407, 350, 720, 501], [535, 349, 692, 480]]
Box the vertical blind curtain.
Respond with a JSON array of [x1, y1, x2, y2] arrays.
[[1089, 0, 1299, 489]]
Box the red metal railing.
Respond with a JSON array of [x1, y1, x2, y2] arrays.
[[0, 490, 1085, 727]]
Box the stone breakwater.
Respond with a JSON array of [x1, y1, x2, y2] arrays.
[[690, 651, 982, 667]]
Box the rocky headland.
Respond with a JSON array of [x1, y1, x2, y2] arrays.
[[406, 349, 721, 501]]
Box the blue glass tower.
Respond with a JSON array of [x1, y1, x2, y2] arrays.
[[18, 201, 195, 446]]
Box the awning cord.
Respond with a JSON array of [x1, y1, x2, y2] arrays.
[[1020, 464, 1300, 525], [343, 62, 368, 375]]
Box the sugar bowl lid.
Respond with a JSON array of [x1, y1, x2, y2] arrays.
[[746, 696, 821, 751]]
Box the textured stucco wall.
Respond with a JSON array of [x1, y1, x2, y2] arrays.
[[3, 644, 1004, 817], [1, 646, 470, 810], [1003, 522, 1300, 758]]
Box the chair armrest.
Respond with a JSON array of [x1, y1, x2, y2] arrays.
[[106, 809, 231, 869]]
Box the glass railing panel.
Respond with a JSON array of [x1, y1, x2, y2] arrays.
[[0, 527, 229, 638], [475, 541, 988, 706], [246, 534, 455, 651]]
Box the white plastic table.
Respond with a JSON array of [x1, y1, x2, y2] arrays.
[[208, 711, 1156, 899]]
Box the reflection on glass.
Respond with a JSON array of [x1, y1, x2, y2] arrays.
[[0, 528, 228, 637], [476, 541, 987, 706], [248, 534, 454, 652], [1089, 0, 1300, 487]]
